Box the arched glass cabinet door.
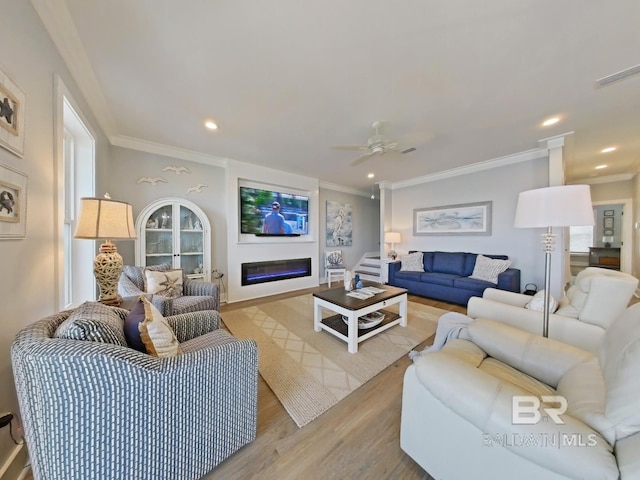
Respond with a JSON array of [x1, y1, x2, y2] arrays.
[[135, 198, 211, 281]]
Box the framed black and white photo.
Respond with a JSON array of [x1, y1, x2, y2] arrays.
[[414, 201, 492, 236], [603, 229, 614, 236], [0, 162, 27, 239], [0, 68, 26, 157], [604, 210, 614, 216]]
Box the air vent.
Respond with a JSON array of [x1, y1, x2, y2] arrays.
[[401, 147, 416, 154], [595, 64, 640, 88]]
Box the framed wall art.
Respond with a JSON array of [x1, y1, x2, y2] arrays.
[[603, 217, 614, 229], [414, 201, 492, 236], [326, 200, 352, 246], [0, 68, 26, 157], [603, 210, 614, 216], [0, 162, 27, 239]]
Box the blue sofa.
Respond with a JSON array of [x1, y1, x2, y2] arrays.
[[388, 251, 520, 306]]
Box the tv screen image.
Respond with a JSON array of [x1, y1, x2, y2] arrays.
[[240, 186, 309, 235]]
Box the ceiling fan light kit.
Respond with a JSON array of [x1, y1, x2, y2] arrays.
[[332, 120, 420, 166]]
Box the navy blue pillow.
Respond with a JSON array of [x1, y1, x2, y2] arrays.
[[124, 300, 146, 352]]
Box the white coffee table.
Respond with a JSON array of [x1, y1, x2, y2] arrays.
[[312, 284, 408, 353]]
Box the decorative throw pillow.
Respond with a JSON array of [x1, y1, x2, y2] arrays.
[[400, 252, 424, 272], [145, 269, 183, 298], [326, 250, 343, 267], [139, 296, 182, 357], [55, 301, 127, 346], [469, 255, 511, 284], [124, 297, 147, 352], [525, 290, 559, 314]]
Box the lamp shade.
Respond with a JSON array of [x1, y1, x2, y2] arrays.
[[384, 232, 401, 244], [74, 197, 137, 239], [514, 185, 594, 228]]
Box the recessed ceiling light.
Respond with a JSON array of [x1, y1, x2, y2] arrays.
[[595, 164, 608, 170], [367, 173, 375, 178], [601, 146, 617, 153], [542, 117, 560, 127], [204, 120, 218, 130]]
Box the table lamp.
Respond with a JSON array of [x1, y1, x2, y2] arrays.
[[514, 185, 594, 337], [74, 194, 137, 305], [384, 232, 401, 259]]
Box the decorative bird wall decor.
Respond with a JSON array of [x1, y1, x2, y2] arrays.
[[137, 176, 168, 185], [187, 184, 207, 194], [163, 165, 191, 175]]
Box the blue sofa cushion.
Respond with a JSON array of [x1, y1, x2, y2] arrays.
[[432, 252, 467, 276], [420, 272, 458, 287], [394, 270, 423, 282], [454, 276, 496, 291]]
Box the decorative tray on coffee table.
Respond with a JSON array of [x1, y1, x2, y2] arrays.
[[341, 311, 385, 329]]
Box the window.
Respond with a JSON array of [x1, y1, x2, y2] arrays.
[[569, 225, 593, 253], [57, 78, 96, 309]]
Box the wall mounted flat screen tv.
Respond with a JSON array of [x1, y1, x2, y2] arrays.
[[240, 185, 309, 236]]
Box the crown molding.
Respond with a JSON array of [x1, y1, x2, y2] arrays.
[[319, 181, 371, 197], [570, 173, 636, 185], [111, 135, 228, 168], [30, 0, 118, 139], [389, 147, 548, 190]]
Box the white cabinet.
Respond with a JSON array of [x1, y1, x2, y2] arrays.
[[135, 198, 211, 281]]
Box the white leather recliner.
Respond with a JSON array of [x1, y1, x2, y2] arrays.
[[401, 303, 640, 480], [467, 267, 638, 354]]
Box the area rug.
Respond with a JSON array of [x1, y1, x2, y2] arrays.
[[222, 293, 444, 428]]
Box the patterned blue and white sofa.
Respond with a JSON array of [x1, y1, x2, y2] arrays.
[[11, 306, 257, 480]]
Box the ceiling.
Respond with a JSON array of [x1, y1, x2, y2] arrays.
[[34, 0, 640, 191]]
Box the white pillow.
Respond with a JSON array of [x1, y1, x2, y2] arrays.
[[469, 255, 511, 284], [400, 252, 424, 272], [145, 269, 183, 298], [525, 290, 559, 314]]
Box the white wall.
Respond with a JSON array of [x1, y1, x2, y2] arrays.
[[389, 158, 549, 292], [226, 161, 320, 302], [0, 0, 110, 472]]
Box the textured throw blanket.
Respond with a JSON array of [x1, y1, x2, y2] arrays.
[[409, 311, 473, 361]]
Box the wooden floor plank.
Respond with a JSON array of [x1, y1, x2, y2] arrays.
[[204, 286, 463, 479]]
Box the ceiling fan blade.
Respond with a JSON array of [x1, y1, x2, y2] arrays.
[[382, 142, 399, 151], [350, 151, 375, 166], [331, 144, 369, 151]]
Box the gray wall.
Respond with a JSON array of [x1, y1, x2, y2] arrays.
[[318, 187, 380, 278], [106, 147, 228, 280], [390, 158, 549, 290]]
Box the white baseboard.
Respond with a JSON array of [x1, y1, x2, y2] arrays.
[[0, 443, 28, 480]]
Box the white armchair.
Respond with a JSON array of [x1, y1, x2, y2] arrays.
[[401, 304, 640, 479], [467, 267, 638, 354]]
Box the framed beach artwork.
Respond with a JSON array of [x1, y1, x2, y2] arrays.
[[0, 162, 27, 239], [414, 201, 492, 236], [326, 201, 352, 246], [0, 68, 26, 157]]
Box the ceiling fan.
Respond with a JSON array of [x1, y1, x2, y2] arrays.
[[332, 120, 417, 166]]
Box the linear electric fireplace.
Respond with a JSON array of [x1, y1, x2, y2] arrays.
[[241, 258, 312, 286]]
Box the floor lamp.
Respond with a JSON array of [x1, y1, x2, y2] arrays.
[[384, 232, 401, 260], [74, 194, 137, 305], [514, 185, 594, 337]]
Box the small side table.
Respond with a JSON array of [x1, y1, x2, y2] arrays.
[[326, 266, 346, 287], [381, 259, 400, 284]]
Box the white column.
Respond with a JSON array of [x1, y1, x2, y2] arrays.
[[539, 133, 572, 297]]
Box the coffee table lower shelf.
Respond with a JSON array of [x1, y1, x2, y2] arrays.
[[321, 309, 399, 338]]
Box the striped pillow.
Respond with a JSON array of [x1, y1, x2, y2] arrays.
[[469, 255, 511, 284], [55, 301, 127, 346], [139, 296, 182, 357]]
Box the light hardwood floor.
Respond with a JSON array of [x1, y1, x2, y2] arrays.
[[203, 285, 466, 480]]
